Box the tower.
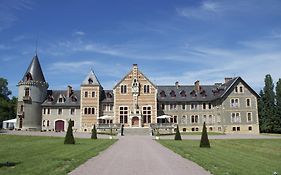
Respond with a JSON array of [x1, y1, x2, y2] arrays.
[[80, 69, 102, 132], [16, 54, 48, 130]]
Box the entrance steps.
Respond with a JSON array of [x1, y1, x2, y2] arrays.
[[123, 127, 151, 136]]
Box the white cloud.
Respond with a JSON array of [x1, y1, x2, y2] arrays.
[[73, 31, 85, 36]]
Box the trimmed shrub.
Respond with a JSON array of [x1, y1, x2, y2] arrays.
[[200, 122, 210, 148], [91, 124, 97, 139], [174, 125, 182, 140], [64, 119, 75, 144]]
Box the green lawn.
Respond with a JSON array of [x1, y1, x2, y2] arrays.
[[181, 132, 225, 135], [0, 135, 116, 175], [158, 139, 281, 175]]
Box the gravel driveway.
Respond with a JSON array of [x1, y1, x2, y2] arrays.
[[69, 135, 211, 175]]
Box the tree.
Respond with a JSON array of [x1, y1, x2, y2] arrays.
[[260, 74, 276, 133], [174, 125, 182, 140], [64, 120, 75, 144], [0, 78, 11, 100], [200, 122, 210, 148], [0, 78, 17, 128], [91, 124, 97, 139], [274, 79, 281, 133]]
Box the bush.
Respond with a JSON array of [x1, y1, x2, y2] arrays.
[[174, 125, 182, 140], [64, 120, 75, 144], [91, 124, 97, 139], [200, 122, 210, 148]]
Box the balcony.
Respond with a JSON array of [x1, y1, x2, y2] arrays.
[[23, 96, 31, 102]]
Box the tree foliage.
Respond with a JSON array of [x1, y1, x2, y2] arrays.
[[0, 78, 17, 128], [174, 125, 182, 140], [64, 120, 75, 144], [200, 122, 210, 148], [259, 75, 281, 133], [91, 124, 97, 139]]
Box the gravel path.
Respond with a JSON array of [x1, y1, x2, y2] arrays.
[[69, 135, 211, 175]]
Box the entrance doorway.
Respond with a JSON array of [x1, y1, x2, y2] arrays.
[[55, 120, 64, 132], [132, 117, 139, 127]]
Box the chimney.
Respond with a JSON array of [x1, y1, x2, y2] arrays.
[[224, 77, 232, 83], [194, 80, 200, 92], [67, 85, 73, 97], [175, 81, 179, 89]]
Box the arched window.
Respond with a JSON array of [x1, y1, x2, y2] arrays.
[[84, 91, 88, 98], [180, 90, 186, 97], [84, 108, 87, 114], [160, 90, 166, 97], [91, 108, 95, 114], [88, 108, 91, 114], [170, 90, 176, 97]]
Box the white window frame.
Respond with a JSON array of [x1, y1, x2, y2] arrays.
[[246, 98, 251, 107], [230, 98, 239, 108], [247, 112, 252, 122]]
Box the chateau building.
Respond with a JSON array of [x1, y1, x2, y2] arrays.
[[16, 55, 260, 134]]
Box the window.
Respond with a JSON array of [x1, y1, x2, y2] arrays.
[[58, 97, 64, 103], [202, 103, 206, 110], [24, 88, 30, 97], [246, 99, 251, 107], [183, 128, 187, 132], [191, 115, 199, 124], [43, 108, 46, 115], [70, 108, 75, 115], [20, 105, 24, 112], [144, 85, 150, 93], [170, 104, 177, 110], [218, 127, 222, 131], [47, 120, 50, 127], [235, 86, 238, 93], [209, 127, 213, 131], [84, 107, 95, 115], [88, 78, 93, 84], [208, 103, 212, 109], [202, 115, 207, 123], [42, 120, 45, 127], [196, 127, 199, 131], [160, 90, 166, 97], [119, 106, 128, 124], [161, 104, 165, 110], [84, 91, 88, 98], [190, 103, 198, 110], [240, 86, 243, 93], [237, 127, 240, 131], [180, 90, 186, 97], [232, 127, 236, 131], [92, 91, 95, 98], [43, 108, 50, 115], [170, 116, 178, 123], [121, 85, 127, 94], [247, 112, 252, 122], [231, 113, 241, 123], [248, 126, 252, 131], [58, 108, 62, 115], [182, 104, 186, 110], [143, 106, 152, 123], [230, 98, 239, 108], [170, 90, 176, 97]]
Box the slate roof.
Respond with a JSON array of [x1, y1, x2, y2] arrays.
[[22, 55, 46, 82], [81, 69, 101, 86], [157, 77, 238, 102], [101, 90, 114, 103], [42, 90, 81, 107]]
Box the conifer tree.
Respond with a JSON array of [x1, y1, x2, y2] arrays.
[[91, 124, 97, 139], [174, 125, 182, 140], [200, 122, 210, 148], [274, 79, 281, 133], [262, 74, 276, 133], [64, 120, 75, 144]]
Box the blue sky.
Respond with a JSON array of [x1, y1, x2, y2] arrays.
[[1, 0, 281, 96]]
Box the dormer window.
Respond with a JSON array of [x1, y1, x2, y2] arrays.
[[200, 90, 207, 97], [47, 95, 54, 102], [25, 72, 33, 81], [180, 90, 186, 97], [160, 90, 166, 97], [88, 78, 93, 84], [106, 92, 112, 98], [190, 90, 197, 97], [170, 90, 176, 97], [58, 95, 65, 103], [71, 96, 77, 102]]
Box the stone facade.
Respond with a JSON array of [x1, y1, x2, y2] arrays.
[[16, 55, 260, 134]]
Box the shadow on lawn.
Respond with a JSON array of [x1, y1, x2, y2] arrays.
[[0, 161, 21, 168]]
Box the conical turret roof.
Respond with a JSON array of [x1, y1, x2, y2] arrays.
[[81, 69, 101, 86], [22, 54, 46, 82]]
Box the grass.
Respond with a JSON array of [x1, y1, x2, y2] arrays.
[[158, 139, 281, 175], [0, 135, 116, 175]]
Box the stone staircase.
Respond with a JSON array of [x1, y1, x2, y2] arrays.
[[123, 127, 151, 136]]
